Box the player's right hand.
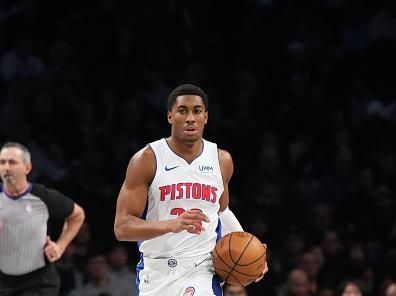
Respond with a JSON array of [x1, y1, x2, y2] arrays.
[[168, 209, 210, 234]]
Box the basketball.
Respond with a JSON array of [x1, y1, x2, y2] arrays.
[[213, 231, 266, 286]]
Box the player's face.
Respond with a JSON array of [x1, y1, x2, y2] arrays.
[[0, 147, 31, 186], [168, 95, 208, 144]]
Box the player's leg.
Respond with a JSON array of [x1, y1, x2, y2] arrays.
[[180, 274, 223, 296], [180, 258, 223, 296], [137, 258, 177, 296]]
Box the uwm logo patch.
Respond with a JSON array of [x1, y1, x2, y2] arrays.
[[184, 287, 195, 296], [199, 165, 213, 172]]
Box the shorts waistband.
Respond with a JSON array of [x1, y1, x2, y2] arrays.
[[143, 254, 212, 269]]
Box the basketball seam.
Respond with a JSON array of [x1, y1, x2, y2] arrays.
[[214, 249, 232, 268], [235, 253, 265, 266], [227, 272, 244, 286], [214, 246, 235, 270], [224, 233, 254, 283], [228, 233, 238, 264], [225, 266, 263, 277]]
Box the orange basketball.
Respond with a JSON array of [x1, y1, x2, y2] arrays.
[[213, 231, 266, 286]]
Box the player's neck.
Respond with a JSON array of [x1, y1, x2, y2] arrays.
[[166, 137, 203, 161], [3, 180, 30, 197]]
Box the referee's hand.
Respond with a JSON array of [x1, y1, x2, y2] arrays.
[[44, 236, 62, 262]]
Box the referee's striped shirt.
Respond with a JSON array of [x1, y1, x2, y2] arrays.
[[0, 183, 74, 275]]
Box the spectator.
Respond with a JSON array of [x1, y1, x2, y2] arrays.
[[68, 253, 133, 296], [107, 243, 138, 296]]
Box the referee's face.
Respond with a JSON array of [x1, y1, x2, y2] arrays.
[[0, 147, 31, 186]]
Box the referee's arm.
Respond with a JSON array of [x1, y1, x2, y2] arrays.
[[57, 203, 85, 252], [45, 203, 85, 262]]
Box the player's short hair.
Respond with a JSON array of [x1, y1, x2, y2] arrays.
[[1, 142, 31, 164], [167, 84, 209, 111]]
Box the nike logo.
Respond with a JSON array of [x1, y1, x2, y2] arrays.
[[165, 165, 179, 171]]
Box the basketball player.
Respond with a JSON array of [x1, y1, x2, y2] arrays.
[[0, 142, 85, 295], [114, 84, 268, 295]]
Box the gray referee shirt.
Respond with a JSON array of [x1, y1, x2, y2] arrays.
[[0, 183, 74, 275]]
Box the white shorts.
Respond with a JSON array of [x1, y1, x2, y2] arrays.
[[136, 254, 223, 296]]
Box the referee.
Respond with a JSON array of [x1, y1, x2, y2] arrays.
[[0, 142, 85, 295]]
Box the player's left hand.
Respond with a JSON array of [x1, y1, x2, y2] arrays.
[[44, 236, 63, 262], [255, 244, 268, 283]]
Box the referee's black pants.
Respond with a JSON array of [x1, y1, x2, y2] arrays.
[[0, 263, 60, 296]]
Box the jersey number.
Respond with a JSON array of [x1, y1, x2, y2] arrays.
[[170, 208, 202, 216], [170, 208, 203, 230]]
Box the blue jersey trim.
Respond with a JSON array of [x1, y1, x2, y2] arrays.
[[212, 274, 223, 296], [136, 254, 144, 293], [216, 214, 222, 242]]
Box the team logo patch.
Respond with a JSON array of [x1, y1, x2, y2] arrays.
[[25, 202, 32, 212], [168, 258, 177, 267], [184, 287, 195, 296]]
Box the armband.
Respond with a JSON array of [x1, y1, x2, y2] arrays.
[[219, 207, 243, 236]]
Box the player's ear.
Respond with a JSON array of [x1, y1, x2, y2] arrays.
[[167, 111, 173, 124], [204, 111, 208, 124]]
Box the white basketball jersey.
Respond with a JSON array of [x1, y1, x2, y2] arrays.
[[139, 138, 224, 259]]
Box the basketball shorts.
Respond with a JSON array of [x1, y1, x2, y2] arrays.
[[136, 254, 223, 296]]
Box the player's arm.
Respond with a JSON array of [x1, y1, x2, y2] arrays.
[[114, 146, 209, 241], [218, 149, 243, 235]]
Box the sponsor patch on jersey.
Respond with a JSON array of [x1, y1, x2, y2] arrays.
[[199, 165, 213, 173], [168, 258, 177, 267], [184, 287, 195, 296]]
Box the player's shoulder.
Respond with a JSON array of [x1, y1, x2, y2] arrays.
[[127, 144, 156, 178], [124, 144, 157, 183], [217, 148, 233, 163], [216, 147, 233, 178], [203, 139, 232, 160], [132, 144, 156, 163]]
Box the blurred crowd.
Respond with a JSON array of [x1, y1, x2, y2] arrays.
[[1, 0, 396, 295]]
